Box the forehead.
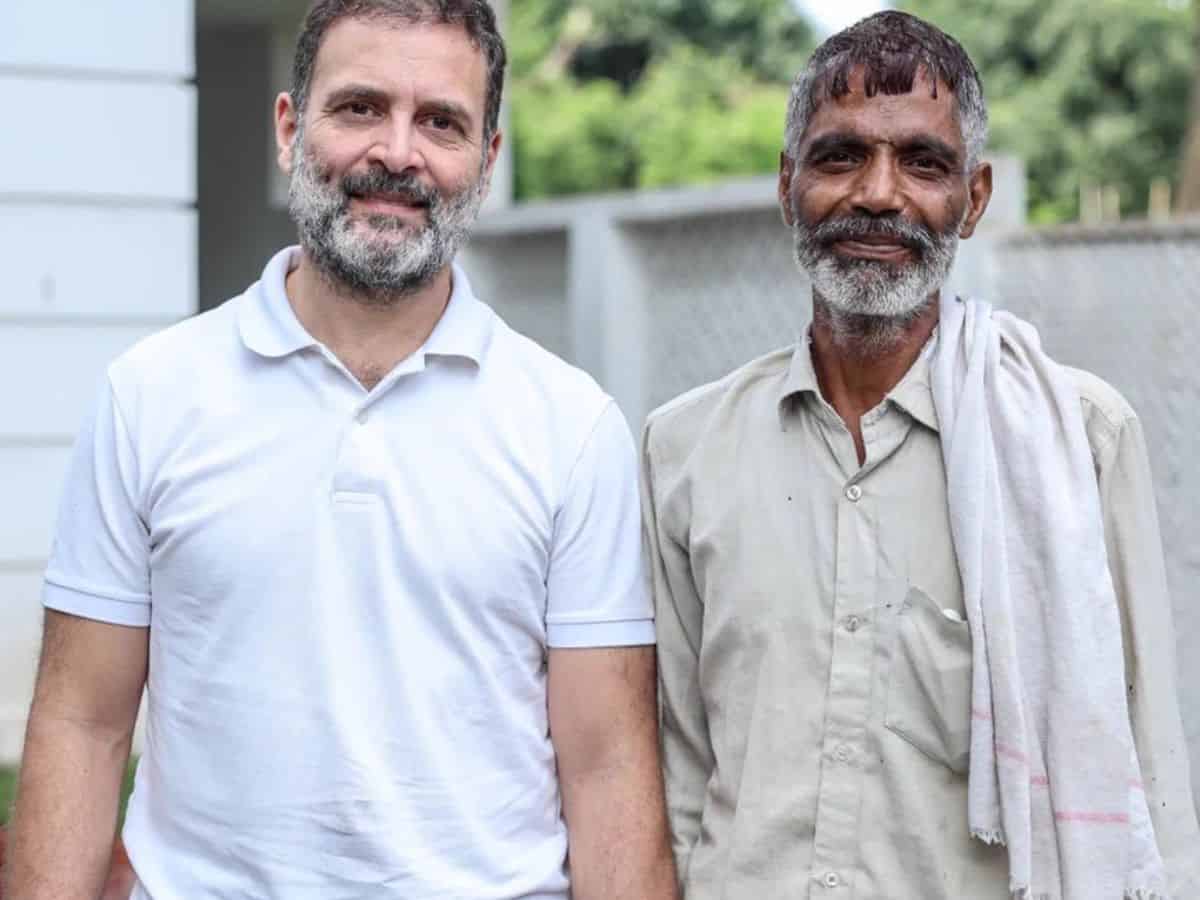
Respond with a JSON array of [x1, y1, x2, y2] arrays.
[[309, 17, 487, 109], [801, 67, 963, 152]]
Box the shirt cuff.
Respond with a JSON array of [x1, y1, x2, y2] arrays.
[[43, 577, 151, 628], [546, 617, 655, 649]]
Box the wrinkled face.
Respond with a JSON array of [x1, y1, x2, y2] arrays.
[[780, 68, 991, 322], [275, 18, 502, 300]]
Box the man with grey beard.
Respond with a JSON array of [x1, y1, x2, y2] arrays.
[[643, 11, 1199, 900], [5, 2, 677, 899]]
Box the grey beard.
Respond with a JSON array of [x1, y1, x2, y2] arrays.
[[792, 212, 960, 349], [287, 143, 486, 305]]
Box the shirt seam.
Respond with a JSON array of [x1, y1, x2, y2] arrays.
[[1079, 395, 1130, 462], [106, 373, 148, 526], [555, 397, 616, 521]]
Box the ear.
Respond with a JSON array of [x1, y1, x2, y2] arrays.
[[274, 92, 300, 175], [476, 128, 504, 199], [778, 152, 796, 226], [958, 161, 993, 239]]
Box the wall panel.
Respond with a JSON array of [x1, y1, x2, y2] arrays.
[[0, 207, 196, 320]]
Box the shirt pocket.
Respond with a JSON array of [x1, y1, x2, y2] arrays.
[[884, 585, 973, 775]]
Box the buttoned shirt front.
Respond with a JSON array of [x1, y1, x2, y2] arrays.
[[642, 336, 1200, 899], [44, 247, 654, 899]]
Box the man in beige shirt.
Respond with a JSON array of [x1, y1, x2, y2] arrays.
[[643, 11, 1200, 899]]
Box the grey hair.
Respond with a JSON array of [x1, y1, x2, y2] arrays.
[[784, 11, 988, 171], [291, 0, 507, 141]]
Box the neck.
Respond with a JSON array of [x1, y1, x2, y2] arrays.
[[285, 249, 453, 389], [809, 293, 940, 464]]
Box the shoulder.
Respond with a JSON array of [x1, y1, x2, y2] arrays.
[[486, 314, 613, 430], [1061, 365, 1139, 459], [644, 346, 794, 467], [108, 299, 240, 391], [101, 299, 246, 438]]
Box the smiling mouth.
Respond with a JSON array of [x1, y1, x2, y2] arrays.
[[832, 238, 914, 261], [350, 193, 429, 216]]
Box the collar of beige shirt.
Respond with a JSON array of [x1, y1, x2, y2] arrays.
[[777, 328, 940, 434]]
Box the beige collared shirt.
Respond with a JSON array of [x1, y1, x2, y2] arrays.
[[642, 336, 1200, 900]]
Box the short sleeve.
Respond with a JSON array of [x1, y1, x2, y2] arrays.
[[545, 401, 654, 648], [42, 377, 152, 627]]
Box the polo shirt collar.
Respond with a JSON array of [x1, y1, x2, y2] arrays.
[[777, 325, 940, 433], [238, 246, 494, 366], [238, 246, 317, 358], [421, 263, 493, 366]]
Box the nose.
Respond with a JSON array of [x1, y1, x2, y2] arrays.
[[850, 151, 904, 217], [366, 118, 426, 175]]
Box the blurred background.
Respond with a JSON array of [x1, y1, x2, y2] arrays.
[[1, 0, 1198, 818]]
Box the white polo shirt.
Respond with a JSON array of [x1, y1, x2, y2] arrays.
[[42, 246, 654, 900]]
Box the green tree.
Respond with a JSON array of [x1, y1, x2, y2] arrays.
[[628, 46, 792, 188], [508, 0, 815, 199], [901, 0, 1194, 223], [1179, 0, 1200, 211]]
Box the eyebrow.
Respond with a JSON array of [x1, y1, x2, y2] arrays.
[[804, 132, 871, 161], [804, 130, 963, 167], [323, 84, 390, 109]]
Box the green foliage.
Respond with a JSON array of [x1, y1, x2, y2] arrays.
[[508, 0, 815, 199], [629, 47, 791, 188], [0, 767, 15, 825], [901, 0, 1195, 222], [574, 0, 816, 82], [512, 77, 635, 198]]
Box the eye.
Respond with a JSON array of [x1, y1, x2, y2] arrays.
[[423, 113, 463, 135], [810, 150, 860, 170], [340, 101, 379, 119], [907, 155, 950, 175]]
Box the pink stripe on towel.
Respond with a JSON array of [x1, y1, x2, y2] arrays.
[[1054, 812, 1130, 825], [996, 742, 1029, 765]]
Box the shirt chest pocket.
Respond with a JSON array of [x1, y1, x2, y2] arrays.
[[884, 586, 973, 775]]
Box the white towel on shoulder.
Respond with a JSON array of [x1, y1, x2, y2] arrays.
[[930, 293, 1166, 900]]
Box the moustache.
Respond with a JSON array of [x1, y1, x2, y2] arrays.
[[807, 215, 937, 256], [339, 169, 439, 211]]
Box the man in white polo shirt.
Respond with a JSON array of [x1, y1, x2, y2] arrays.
[[4, 2, 677, 898]]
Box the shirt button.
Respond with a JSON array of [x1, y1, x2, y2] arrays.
[[834, 745, 852, 763], [845, 484, 863, 502], [355, 410, 369, 425], [844, 614, 862, 633], [822, 871, 841, 888]]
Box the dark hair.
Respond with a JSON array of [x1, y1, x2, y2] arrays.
[[291, 0, 507, 141], [785, 11, 987, 168]]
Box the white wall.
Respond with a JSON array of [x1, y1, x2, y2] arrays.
[[0, 0, 197, 763]]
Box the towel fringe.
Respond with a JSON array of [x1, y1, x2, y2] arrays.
[[1007, 885, 1165, 899], [972, 827, 1007, 847]]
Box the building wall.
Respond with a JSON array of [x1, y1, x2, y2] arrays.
[[0, 0, 197, 762]]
